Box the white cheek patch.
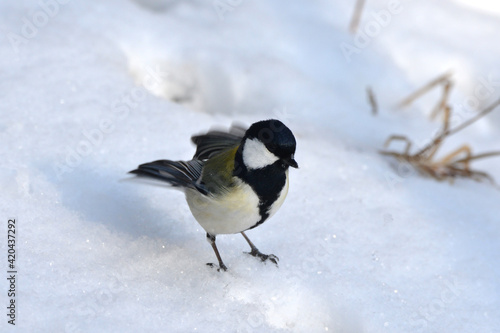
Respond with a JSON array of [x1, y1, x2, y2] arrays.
[[243, 138, 280, 170]]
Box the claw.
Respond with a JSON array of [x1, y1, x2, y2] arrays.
[[246, 249, 279, 266], [207, 262, 227, 272], [240, 232, 279, 267], [267, 254, 279, 265]]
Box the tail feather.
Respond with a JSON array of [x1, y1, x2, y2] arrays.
[[129, 159, 208, 195]]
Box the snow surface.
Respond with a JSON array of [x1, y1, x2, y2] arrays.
[[1, 0, 500, 332]]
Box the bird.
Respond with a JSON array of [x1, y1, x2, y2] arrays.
[[129, 119, 298, 271]]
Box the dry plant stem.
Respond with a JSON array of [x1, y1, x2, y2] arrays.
[[383, 135, 412, 154], [435, 145, 471, 169], [398, 71, 453, 108], [350, 0, 366, 34], [415, 98, 500, 157], [453, 151, 500, 164], [367, 86, 378, 115], [414, 106, 451, 159], [430, 81, 453, 120], [381, 90, 500, 183], [445, 98, 500, 137]]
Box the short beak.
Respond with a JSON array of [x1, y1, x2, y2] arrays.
[[284, 156, 299, 169]]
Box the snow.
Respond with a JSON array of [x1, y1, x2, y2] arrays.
[[1, 0, 500, 332]]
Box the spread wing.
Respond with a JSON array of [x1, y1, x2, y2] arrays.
[[129, 159, 208, 195], [191, 123, 246, 160], [129, 123, 247, 195]]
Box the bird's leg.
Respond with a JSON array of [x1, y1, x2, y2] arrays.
[[241, 231, 279, 265], [206, 233, 227, 271]]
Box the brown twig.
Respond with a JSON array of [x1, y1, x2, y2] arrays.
[[381, 77, 500, 184], [415, 98, 500, 156], [453, 151, 500, 164], [367, 86, 378, 115], [445, 98, 500, 137], [398, 71, 453, 108], [350, 0, 366, 34], [430, 80, 453, 120]]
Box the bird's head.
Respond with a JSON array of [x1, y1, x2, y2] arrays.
[[241, 119, 298, 171]]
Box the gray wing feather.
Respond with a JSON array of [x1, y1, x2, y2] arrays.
[[129, 159, 208, 195], [191, 123, 246, 160]]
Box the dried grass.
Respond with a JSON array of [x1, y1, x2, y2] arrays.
[[381, 74, 500, 183], [350, 0, 366, 34]]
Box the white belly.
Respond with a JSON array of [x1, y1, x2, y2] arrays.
[[185, 179, 262, 235]]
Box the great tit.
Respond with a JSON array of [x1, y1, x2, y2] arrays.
[[129, 119, 298, 271]]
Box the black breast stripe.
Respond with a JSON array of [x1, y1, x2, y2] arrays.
[[234, 148, 287, 229]]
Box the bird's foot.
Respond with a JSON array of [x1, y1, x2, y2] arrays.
[[246, 249, 279, 266], [207, 262, 228, 272]]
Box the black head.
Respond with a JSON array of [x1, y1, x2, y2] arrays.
[[242, 119, 298, 170]]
